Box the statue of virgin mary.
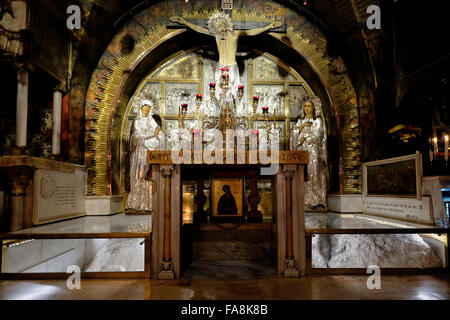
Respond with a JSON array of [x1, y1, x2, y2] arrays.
[[291, 97, 328, 211], [125, 100, 164, 214]]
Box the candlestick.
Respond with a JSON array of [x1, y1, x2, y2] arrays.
[[209, 83, 216, 99], [179, 103, 188, 128], [445, 135, 449, 162], [181, 103, 188, 115], [433, 137, 438, 159], [195, 94, 202, 109], [252, 96, 259, 112], [238, 85, 244, 101]]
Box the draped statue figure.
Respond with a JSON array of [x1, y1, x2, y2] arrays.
[[126, 100, 164, 214], [291, 98, 328, 211]]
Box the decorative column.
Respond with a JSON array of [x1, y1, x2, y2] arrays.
[[247, 169, 262, 222], [159, 165, 175, 279], [15, 69, 29, 150], [282, 165, 299, 277], [8, 167, 33, 231], [52, 90, 63, 156]]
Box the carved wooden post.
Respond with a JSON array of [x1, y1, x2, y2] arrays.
[[159, 165, 175, 279], [282, 165, 299, 277], [247, 169, 262, 222]]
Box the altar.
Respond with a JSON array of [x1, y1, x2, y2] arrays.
[[147, 150, 308, 279]]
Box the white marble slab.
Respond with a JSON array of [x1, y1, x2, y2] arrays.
[[6, 213, 151, 235], [85, 196, 123, 215], [362, 196, 434, 225], [327, 194, 362, 212], [34, 166, 86, 224], [422, 175, 450, 223]]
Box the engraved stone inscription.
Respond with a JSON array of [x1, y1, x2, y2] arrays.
[[54, 185, 77, 207], [362, 196, 433, 224]]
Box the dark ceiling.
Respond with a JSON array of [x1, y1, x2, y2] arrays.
[[29, 0, 449, 82]]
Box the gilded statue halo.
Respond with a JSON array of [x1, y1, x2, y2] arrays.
[[208, 11, 233, 37]]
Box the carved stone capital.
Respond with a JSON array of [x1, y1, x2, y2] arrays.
[[54, 82, 66, 93], [9, 145, 30, 156], [8, 166, 33, 195], [282, 164, 297, 180], [161, 165, 175, 178]]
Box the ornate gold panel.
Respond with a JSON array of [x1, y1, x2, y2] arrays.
[[253, 55, 295, 81], [152, 53, 199, 80]]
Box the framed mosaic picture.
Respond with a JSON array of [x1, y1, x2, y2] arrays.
[[211, 178, 244, 220], [363, 152, 422, 199]]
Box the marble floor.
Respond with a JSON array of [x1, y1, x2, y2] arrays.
[[0, 275, 449, 300]]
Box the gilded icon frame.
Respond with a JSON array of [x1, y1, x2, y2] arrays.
[[211, 178, 244, 219]]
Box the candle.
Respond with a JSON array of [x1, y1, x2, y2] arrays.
[[273, 106, 276, 125], [433, 137, 438, 159], [52, 90, 62, 155], [16, 70, 29, 147], [445, 135, 449, 162]]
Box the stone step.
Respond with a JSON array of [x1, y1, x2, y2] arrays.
[[181, 222, 275, 262], [182, 221, 273, 242], [192, 241, 271, 260]]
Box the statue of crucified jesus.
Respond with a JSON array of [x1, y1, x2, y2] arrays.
[[170, 12, 284, 99]]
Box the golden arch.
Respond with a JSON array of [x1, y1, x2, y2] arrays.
[[84, 4, 361, 196]]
